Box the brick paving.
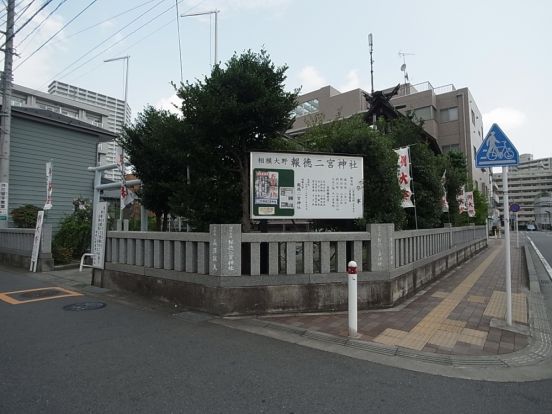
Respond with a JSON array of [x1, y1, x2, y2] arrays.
[[262, 239, 529, 356]]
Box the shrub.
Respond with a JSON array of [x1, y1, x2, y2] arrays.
[[11, 204, 42, 228], [52, 199, 92, 264]]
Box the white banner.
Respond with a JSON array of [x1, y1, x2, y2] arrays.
[[0, 182, 8, 221], [44, 161, 53, 210], [394, 147, 414, 208], [457, 186, 467, 214], [250, 151, 364, 219], [441, 170, 449, 213], [92, 202, 108, 269], [466, 191, 476, 218], [30, 211, 44, 272]]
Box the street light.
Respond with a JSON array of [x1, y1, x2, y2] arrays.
[[181, 10, 219, 67]]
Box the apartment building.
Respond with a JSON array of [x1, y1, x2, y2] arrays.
[[288, 82, 491, 196], [493, 154, 552, 229], [7, 83, 110, 128], [48, 81, 131, 180]]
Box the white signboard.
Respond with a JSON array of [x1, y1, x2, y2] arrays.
[[250, 151, 364, 220], [30, 211, 44, 272], [0, 182, 8, 221], [44, 161, 53, 210], [92, 202, 108, 269]]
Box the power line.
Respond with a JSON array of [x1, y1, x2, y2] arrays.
[[62, 0, 206, 87], [13, 0, 98, 70], [12, 0, 34, 26], [15, 0, 67, 51], [31, 0, 168, 84], [0, 0, 54, 49]]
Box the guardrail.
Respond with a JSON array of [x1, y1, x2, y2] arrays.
[[0, 227, 53, 271]]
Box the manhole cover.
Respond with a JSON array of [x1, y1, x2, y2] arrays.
[[63, 302, 106, 311], [19, 289, 64, 299]]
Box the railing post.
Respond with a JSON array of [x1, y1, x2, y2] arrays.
[[368, 223, 394, 272], [444, 222, 452, 248]]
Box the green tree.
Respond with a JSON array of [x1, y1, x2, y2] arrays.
[[119, 106, 187, 231], [440, 150, 469, 226], [176, 49, 298, 231], [297, 115, 405, 229], [473, 189, 489, 225]]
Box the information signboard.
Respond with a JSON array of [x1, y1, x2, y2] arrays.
[[92, 202, 108, 269], [250, 152, 364, 220], [30, 210, 44, 272]]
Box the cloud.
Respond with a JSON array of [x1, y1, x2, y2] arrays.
[[483, 107, 527, 131], [297, 66, 327, 93], [339, 69, 362, 92], [155, 94, 182, 115]]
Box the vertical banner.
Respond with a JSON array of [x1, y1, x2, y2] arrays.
[[91, 202, 108, 269], [0, 182, 8, 221], [457, 185, 467, 214], [465, 191, 476, 218], [394, 147, 414, 208], [441, 170, 449, 213], [30, 211, 44, 272], [44, 161, 53, 210]]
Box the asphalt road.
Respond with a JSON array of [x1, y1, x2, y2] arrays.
[[527, 231, 552, 271], [1, 268, 552, 414]]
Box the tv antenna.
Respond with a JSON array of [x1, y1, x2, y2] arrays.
[[398, 51, 415, 88]]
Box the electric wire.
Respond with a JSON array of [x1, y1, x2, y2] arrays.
[[44, 0, 205, 86], [1, 0, 54, 49], [30, 0, 168, 84], [15, 0, 67, 51], [13, 0, 98, 70]]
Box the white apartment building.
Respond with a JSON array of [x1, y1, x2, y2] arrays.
[[48, 81, 131, 180], [493, 154, 552, 229]]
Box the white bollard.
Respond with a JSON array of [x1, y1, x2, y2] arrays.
[[347, 260, 358, 338]]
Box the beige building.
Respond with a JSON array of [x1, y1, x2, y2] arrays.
[[493, 154, 552, 229], [288, 82, 491, 196]]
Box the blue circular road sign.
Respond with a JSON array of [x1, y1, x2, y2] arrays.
[[510, 203, 520, 212]]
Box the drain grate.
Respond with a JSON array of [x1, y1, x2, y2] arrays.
[[63, 302, 106, 311], [19, 289, 64, 299]]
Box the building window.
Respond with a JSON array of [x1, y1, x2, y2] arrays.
[[291, 99, 320, 117], [412, 106, 434, 121], [10, 95, 26, 106], [471, 109, 476, 125], [440, 107, 458, 122]]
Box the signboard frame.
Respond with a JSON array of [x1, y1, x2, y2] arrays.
[[30, 210, 44, 272], [250, 151, 364, 220]]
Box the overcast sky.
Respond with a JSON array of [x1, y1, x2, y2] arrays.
[[4, 0, 551, 159]]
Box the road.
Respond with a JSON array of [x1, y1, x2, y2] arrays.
[[1, 267, 552, 414], [527, 231, 552, 273]]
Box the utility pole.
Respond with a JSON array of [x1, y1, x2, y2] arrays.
[[0, 0, 15, 227], [368, 33, 374, 94]]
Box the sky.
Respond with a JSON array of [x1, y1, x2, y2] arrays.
[[2, 0, 552, 159]]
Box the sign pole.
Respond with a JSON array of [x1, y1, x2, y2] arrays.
[[516, 212, 519, 248], [503, 166, 512, 326]]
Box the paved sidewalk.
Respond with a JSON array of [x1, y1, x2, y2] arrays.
[[261, 239, 529, 356]]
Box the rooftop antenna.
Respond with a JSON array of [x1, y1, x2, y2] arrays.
[[368, 33, 374, 94], [398, 51, 415, 94]]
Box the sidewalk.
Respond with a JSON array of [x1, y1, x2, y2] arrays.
[[214, 237, 552, 380], [261, 239, 529, 356]]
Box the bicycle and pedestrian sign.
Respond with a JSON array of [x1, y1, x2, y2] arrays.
[[476, 123, 519, 167]]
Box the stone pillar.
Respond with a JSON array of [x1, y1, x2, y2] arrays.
[[210, 224, 242, 276], [368, 223, 394, 272]]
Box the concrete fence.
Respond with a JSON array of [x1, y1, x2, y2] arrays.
[[97, 223, 488, 315], [0, 226, 53, 271]]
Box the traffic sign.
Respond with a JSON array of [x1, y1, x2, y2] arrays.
[[476, 123, 519, 167], [510, 203, 520, 212]]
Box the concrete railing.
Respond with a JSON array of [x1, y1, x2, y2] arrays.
[[106, 231, 210, 274], [0, 226, 53, 271], [105, 224, 487, 277]]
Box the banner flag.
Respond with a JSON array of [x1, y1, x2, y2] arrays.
[[441, 170, 449, 213], [457, 186, 467, 214], [44, 161, 53, 210], [394, 147, 414, 208], [466, 191, 476, 218]]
